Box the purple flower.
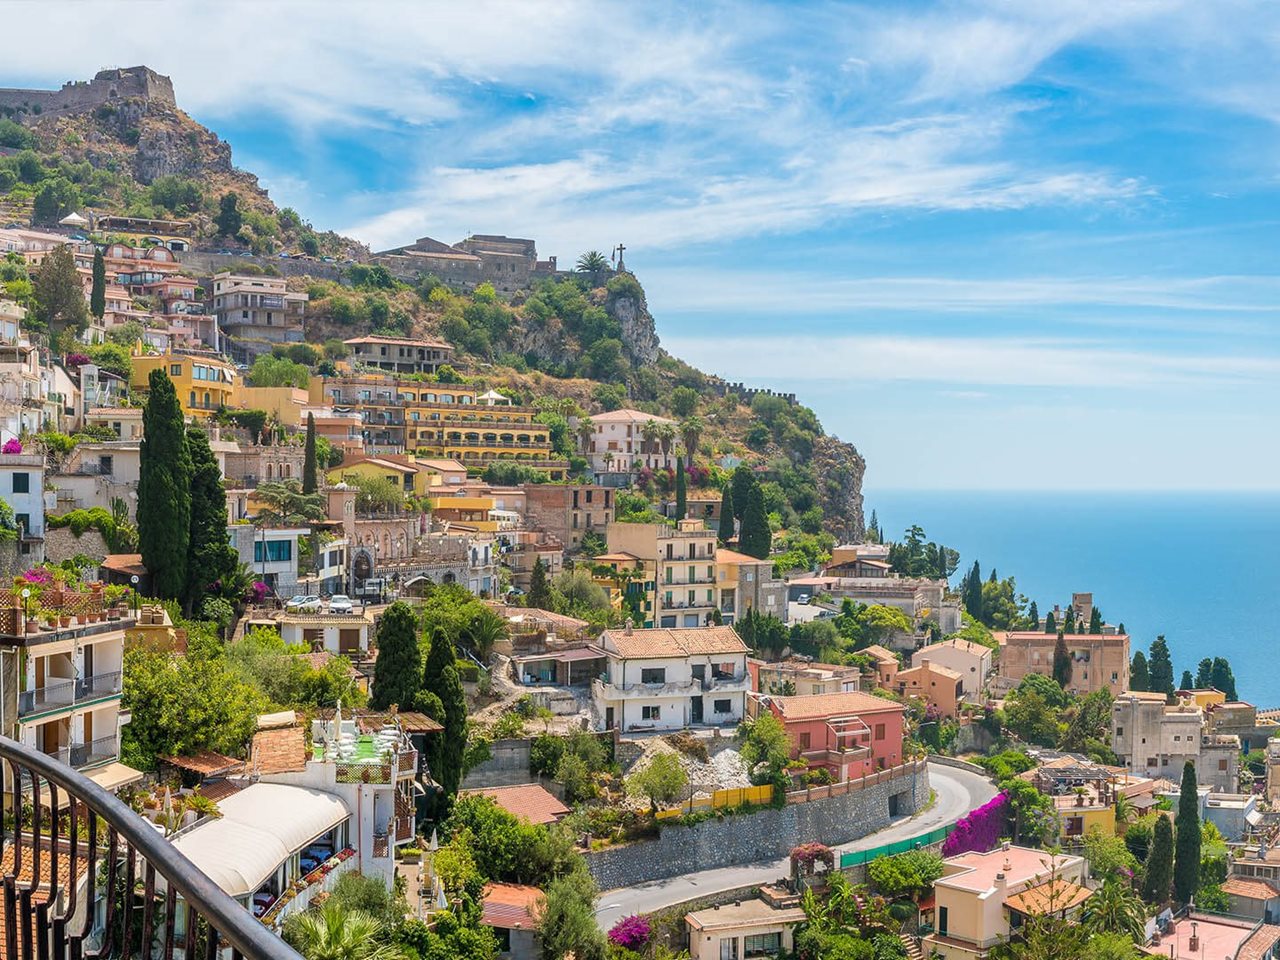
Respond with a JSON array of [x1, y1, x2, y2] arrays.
[[608, 915, 652, 951], [3, 439, 23, 454], [942, 791, 1010, 857]]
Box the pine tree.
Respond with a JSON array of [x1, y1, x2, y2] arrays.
[[674, 458, 686, 521], [1210, 658, 1237, 700], [90, 249, 106, 320], [1088, 607, 1103, 634], [1143, 814, 1173, 904], [369, 601, 421, 710], [731, 466, 754, 522], [1052, 632, 1072, 688], [137, 370, 192, 600], [1173, 761, 1201, 903], [1148, 636, 1175, 701], [422, 625, 456, 693], [302, 412, 318, 494], [717, 483, 735, 544], [185, 428, 238, 613], [961, 561, 984, 621], [1179, 670, 1194, 691], [738, 481, 771, 559], [1027, 600, 1039, 630], [1130, 651, 1150, 691], [868, 509, 880, 542], [1044, 610, 1056, 634], [528, 557, 551, 610]]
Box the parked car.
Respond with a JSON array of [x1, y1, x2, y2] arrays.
[[287, 595, 322, 613], [328, 595, 353, 614], [796, 594, 811, 605]]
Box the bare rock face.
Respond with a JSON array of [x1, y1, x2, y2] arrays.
[[812, 435, 866, 543], [133, 116, 232, 184], [606, 275, 660, 365]]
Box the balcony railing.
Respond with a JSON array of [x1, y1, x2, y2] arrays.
[[19, 671, 126, 717], [70, 734, 118, 768], [658, 599, 715, 610], [702, 674, 750, 692], [0, 734, 299, 960], [592, 677, 699, 699], [78, 670, 123, 702]]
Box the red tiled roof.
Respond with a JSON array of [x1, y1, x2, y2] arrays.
[[769, 690, 904, 720], [480, 883, 543, 929], [296, 651, 361, 676], [1223, 878, 1280, 901], [463, 784, 570, 825], [1238, 924, 1280, 960], [195, 779, 247, 803], [101, 553, 147, 576], [249, 726, 307, 775], [159, 750, 242, 776]]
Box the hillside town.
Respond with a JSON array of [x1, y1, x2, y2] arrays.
[[0, 62, 1273, 960]]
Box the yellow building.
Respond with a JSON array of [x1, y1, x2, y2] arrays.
[[309, 374, 565, 477], [237, 386, 310, 427], [327, 456, 418, 498], [1180, 688, 1228, 708], [591, 552, 655, 625], [131, 353, 237, 418], [427, 492, 500, 533]]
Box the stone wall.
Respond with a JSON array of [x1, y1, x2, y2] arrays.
[[44, 528, 109, 565], [175, 251, 345, 284], [460, 738, 533, 789], [585, 762, 929, 890], [0, 67, 175, 118]]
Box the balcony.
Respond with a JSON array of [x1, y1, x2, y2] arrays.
[[702, 674, 751, 693], [593, 677, 699, 700], [658, 599, 716, 611], [0, 735, 299, 960], [19, 671, 123, 717], [70, 734, 118, 768], [662, 576, 717, 586]]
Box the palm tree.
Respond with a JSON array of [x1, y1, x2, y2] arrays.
[[1113, 792, 1137, 830], [576, 250, 610, 288], [284, 903, 404, 960], [656, 421, 676, 468], [602, 451, 615, 472], [640, 419, 661, 461], [679, 416, 704, 467], [464, 608, 508, 664], [1082, 876, 1145, 941], [575, 417, 595, 455]]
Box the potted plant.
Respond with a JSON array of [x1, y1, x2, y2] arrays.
[[58, 613, 71, 629]]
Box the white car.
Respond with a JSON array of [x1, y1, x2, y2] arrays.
[[287, 595, 322, 613], [328, 595, 353, 614]]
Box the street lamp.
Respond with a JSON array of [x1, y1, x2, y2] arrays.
[[129, 575, 139, 616], [20, 587, 30, 629]]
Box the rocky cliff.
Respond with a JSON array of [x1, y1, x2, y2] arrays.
[[812, 435, 867, 543], [606, 276, 660, 365]]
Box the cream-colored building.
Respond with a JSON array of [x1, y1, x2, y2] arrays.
[[999, 631, 1129, 697], [924, 845, 1089, 960], [685, 899, 806, 960], [1111, 691, 1240, 792], [581, 408, 677, 478], [912, 637, 992, 697], [607, 519, 719, 629]]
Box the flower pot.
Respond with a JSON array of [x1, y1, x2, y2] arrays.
[[25, 621, 37, 635], [58, 616, 70, 628]]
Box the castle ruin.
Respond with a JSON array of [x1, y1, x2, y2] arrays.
[[0, 66, 175, 117]]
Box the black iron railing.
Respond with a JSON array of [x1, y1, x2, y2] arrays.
[[0, 736, 299, 960]]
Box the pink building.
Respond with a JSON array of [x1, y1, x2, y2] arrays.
[[763, 690, 906, 782]]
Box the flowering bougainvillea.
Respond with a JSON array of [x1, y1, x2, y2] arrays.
[[607, 915, 652, 951], [64, 353, 91, 367], [250, 581, 269, 603], [2, 439, 22, 454], [942, 791, 1010, 857]]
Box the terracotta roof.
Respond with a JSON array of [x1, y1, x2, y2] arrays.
[[769, 690, 904, 720], [1223, 878, 1280, 901], [463, 784, 570, 825], [330, 456, 416, 474], [160, 750, 243, 776], [0, 842, 88, 956], [1003, 631, 1129, 643], [1238, 923, 1280, 960], [101, 553, 147, 576], [344, 334, 452, 350], [593, 552, 641, 562], [588, 408, 675, 424], [296, 651, 361, 676], [196, 779, 247, 803], [899, 661, 963, 680], [602, 625, 748, 659], [249, 725, 307, 775], [931, 637, 991, 657], [416, 458, 468, 473], [860, 644, 899, 664], [1004, 879, 1092, 915], [480, 883, 544, 929]]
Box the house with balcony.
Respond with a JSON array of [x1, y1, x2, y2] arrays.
[[592, 625, 751, 733], [344, 335, 453, 375], [0, 589, 142, 795], [758, 689, 906, 782], [607, 519, 719, 629], [714, 548, 787, 625], [579, 408, 677, 482], [210, 272, 308, 362], [130, 352, 237, 419]]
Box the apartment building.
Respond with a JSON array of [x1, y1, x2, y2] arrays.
[[1111, 691, 1240, 791], [344, 335, 453, 375], [210, 272, 308, 361], [523, 483, 614, 552], [1000, 631, 1130, 697], [591, 625, 751, 732], [894, 658, 964, 718], [607, 520, 719, 629], [715, 548, 787, 625], [750, 657, 863, 697], [0, 451, 47, 559], [580, 408, 677, 481], [130, 352, 237, 418]]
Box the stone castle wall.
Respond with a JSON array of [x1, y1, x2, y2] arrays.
[[0, 67, 175, 118], [584, 762, 929, 891]]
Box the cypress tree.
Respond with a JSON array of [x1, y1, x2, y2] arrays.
[[137, 370, 192, 600], [961, 561, 983, 621], [717, 483, 735, 544], [1052, 632, 1072, 688], [1118, 622, 1126, 634], [1144, 814, 1173, 904], [1195, 657, 1214, 689], [90, 249, 106, 320], [1130, 651, 1150, 691], [1027, 600, 1039, 630], [1149, 636, 1175, 701], [430, 665, 467, 797], [1173, 761, 1201, 903], [674, 458, 687, 521], [1044, 609, 1056, 634], [422, 625, 456, 692], [731, 466, 753, 522], [528, 557, 551, 610], [302, 412, 318, 494], [369, 601, 421, 710], [738, 481, 770, 559], [1088, 607, 1103, 634], [185, 428, 238, 613], [1210, 658, 1237, 700], [1179, 670, 1194, 691]]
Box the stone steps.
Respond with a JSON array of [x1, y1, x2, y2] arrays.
[[900, 933, 924, 960]]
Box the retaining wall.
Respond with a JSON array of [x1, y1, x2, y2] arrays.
[[459, 738, 532, 789], [586, 761, 930, 890]]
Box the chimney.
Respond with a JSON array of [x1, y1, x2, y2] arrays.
[[624, 621, 633, 635]]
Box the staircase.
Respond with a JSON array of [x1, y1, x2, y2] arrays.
[[900, 933, 925, 960]]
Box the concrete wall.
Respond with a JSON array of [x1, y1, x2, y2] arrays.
[[460, 738, 532, 789], [585, 762, 929, 890]]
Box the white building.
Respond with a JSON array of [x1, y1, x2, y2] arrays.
[[911, 637, 992, 697], [1112, 691, 1239, 791], [229, 525, 308, 598], [592, 625, 751, 733], [580, 409, 677, 482], [0, 451, 48, 560]]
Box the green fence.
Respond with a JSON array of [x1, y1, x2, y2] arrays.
[[839, 824, 954, 869]]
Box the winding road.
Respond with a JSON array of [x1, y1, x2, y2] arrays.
[[594, 761, 997, 930]]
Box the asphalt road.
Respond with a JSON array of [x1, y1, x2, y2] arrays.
[[594, 761, 997, 930]]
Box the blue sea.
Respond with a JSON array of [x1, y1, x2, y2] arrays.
[[866, 490, 1280, 706]]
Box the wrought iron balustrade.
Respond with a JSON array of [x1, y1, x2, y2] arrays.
[[0, 736, 299, 960]]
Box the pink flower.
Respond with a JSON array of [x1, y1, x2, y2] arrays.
[[2, 439, 22, 454]]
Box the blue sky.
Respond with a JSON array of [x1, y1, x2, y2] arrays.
[[8, 1, 1280, 491]]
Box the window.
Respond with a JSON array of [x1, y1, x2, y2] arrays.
[[640, 668, 666, 684], [874, 723, 886, 740], [719, 938, 739, 960], [714, 699, 731, 714], [1116, 727, 1124, 737], [170, 364, 182, 376], [939, 906, 948, 936], [1220, 759, 1229, 771], [14, 513, 29, 534], [798, 732, 811, 750], [744, 933, 781, 957], [253, 539, 293, 563], [11, 472, 28, 494], [642, 705, 661, 720]]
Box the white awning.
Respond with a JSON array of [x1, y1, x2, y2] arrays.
[[168, 782, 350, 897]]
